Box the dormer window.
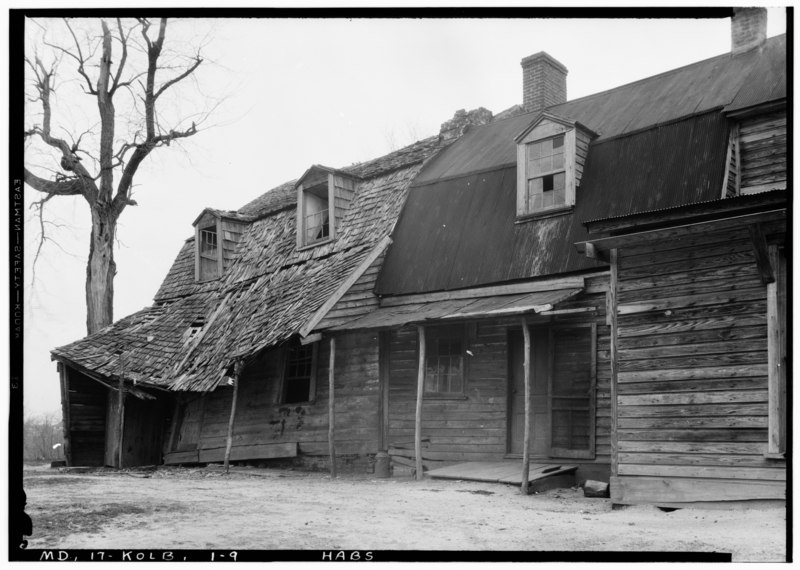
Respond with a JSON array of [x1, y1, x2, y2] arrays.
[[515, 113, 595, 220], [296, 165, 358, 249], [302, 182, 330, 244], [192, 208, 250, 282]]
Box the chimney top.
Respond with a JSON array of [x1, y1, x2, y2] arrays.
[[731, 7, 768, 54], [521, 51, 568, 114]]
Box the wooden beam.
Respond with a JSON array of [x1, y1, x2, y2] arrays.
[[223, 360, 243, 473], [328, 337, 337, 478], [609, 249, 619, 478], [300, 332, 322, 345], [576, 209, 786, 254], [520, 318, 532, 495], [378, 332, 390, 451], [584, 242, 608, 263], [299, 235, 393, 337], [766, 245, 785, 455], [58, 363, 73, 466], [747, 223, 775, 284], [415, 325, 426, 481]]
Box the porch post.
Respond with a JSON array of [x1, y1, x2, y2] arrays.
[[415, 325, 426, 481], [116, 376, 125, 469], [329, 336, 337, 478], [521, 318, 532, 494], [223, 359, 244, 473], [609, 249, 619, 478]]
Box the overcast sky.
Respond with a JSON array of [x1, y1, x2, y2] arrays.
[[20, 9, 788, 416]]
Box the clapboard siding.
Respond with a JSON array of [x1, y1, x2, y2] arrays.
[[738, 110, 787, 194], [191, 332, 381, 462], [613, 225, 783, 504], [386, 287, 611, 470]]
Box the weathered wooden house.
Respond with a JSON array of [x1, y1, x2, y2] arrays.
[[52, 9, 787, 506]]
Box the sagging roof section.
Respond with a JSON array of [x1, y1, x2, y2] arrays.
[[53, 135, 449, 392], [377, 111, 729, 295]]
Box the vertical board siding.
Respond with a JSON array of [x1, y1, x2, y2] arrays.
[[194, 332, 381, 459], [386, 288, 612, 466], [613, 226, 784, 503], [67, 370, 108, 467]]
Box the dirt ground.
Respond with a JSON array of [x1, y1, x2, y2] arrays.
[[22, 463, 786, 561]]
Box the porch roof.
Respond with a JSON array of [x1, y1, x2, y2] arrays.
[[330, 287, 582, 331]]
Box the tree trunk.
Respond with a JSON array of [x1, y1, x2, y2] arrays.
[[86, 207, 117, 334]]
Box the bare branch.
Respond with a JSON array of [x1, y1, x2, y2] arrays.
[[110, 18, 131, 94], [62, 19, 98, 95], [24, 168, 87, 196], [29, 193, 57, 286], [153, 56, 203, 101]]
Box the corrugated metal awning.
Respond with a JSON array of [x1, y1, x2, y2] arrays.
[[331, 288, 582, 331]]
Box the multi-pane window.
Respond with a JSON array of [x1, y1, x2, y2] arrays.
[[197, 225, 219, 281], [199, 228, 217, 257], [425, 326, 465, 395], [283, 342, 317, 404], [525, 134, 566, 212]]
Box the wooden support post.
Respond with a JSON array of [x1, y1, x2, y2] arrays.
[[520, 318, 532, 495], [608, 249, 620, 477], [766, 245, 785, 455], [328, 336, 337, 478], [223, 360, 243, 473], [415, 325, 426, 481], [378, 332, 390, 451], [57, 363, 72, 466], [117, 377, 125, 469]]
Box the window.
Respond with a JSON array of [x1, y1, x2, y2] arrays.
[[424, 325, 466, 396], [302, 183, 330, 245], [197, 224, 219, 281], [515, 115, 594, 219], [549, 324, 596, 459], [282, 341, 318, 404], [525, 135, 566, 212]]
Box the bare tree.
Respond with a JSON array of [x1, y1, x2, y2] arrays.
[[24, 17, 211, 334]]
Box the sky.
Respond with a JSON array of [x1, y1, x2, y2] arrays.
[[18, 8, 788, 417]]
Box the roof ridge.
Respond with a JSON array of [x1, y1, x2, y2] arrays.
[[550, 34, 785, 113]]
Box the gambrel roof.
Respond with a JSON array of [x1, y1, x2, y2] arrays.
[[376, 35, 786, 296], [52, 135, 448, 392]]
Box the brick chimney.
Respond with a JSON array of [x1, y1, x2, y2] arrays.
[[521, 52, 568, 114], [439, 107, 493, 142], [731, 7, 767, 54]]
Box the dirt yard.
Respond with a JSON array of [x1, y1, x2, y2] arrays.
[[22, 464, 786, 561]]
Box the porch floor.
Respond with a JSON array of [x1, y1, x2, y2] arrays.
[[426, 461, 577, 486]]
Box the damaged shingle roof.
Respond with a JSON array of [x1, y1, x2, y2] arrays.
[[53, 136, 447, 392]]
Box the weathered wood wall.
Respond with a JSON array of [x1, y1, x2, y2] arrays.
[[65, 369, 107, 466], [385, 279, 612, 480], [611, 225, 785, 504], [739, 109, 786, 195], [317, 250, 385, 330], [169, 331, 382, 465]]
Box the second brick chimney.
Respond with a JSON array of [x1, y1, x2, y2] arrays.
[[731, 7, 768, 54], [521, 52, 568, 114]]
